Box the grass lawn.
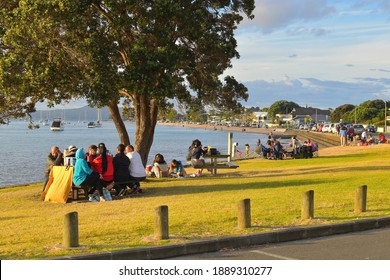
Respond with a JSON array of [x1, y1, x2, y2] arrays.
[[1, 145, 389, 259]]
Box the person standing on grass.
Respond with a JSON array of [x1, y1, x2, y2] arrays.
[[339, 125, 347, 146], [347, 125, 355, 145]]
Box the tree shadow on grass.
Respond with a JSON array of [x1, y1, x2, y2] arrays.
[[139, 178, 332, 198], [244, 165, 390, 179]]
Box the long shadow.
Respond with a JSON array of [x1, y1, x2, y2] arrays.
[[0, 216, 31, 221], [244, 165, 390, 179]]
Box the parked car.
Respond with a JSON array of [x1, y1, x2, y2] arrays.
[[366, 125, 376, 133], [353, 124, 365, 135], [322, 123, 331, 133]]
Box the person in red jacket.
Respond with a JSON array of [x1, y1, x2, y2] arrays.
[[91, 143, 114, 186]]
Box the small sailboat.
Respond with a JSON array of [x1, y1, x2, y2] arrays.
[[95, 108, 102, 127], [50, 118, 64, 131], [42, 119, 50, 126]]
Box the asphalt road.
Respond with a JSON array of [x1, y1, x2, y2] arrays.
[[169, 228, 390, 260]]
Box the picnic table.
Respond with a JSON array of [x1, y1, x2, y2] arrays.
[[203, 154, 239, 175]]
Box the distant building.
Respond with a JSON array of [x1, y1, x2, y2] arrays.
[[291, 108, 331, 126], [253, 112, 269, 128]]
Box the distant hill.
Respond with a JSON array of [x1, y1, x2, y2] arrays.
[[31, 106, 112, 122]]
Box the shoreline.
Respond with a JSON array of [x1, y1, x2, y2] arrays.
[[158, 121, 281, 135]]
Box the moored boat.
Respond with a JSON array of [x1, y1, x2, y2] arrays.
[[50, 118, 64, 131]]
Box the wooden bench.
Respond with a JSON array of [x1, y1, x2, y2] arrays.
[[71, 179, 142, 200]]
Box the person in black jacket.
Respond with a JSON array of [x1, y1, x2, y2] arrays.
[[113, 144, 131, 196], [42, 146, 63, 191], [190, 139, 206, 176]]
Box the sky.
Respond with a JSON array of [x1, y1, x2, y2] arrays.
[[225, 0, 390, 109], [38, 0, 390, 111]]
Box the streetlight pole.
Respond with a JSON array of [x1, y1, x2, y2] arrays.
[[354, 106, 357, 124], [385, 101, 387, 133]]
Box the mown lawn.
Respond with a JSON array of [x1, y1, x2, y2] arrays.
[[1, 145, 389, 259]]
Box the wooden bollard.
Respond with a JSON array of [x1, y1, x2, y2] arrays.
[[354, 185, 367, 213], [155, 205, 169, 240], [238, 199, 251, 229], [301, 190, 314, 219], [63, 212, 79, 248]]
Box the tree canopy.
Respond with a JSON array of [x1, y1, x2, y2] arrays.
[[331, 100, 388, 125], [267, 100, 300, 121], [0, 0, 254, 164]]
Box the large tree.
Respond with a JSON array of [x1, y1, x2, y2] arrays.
[[267, 100, 300, 122], [0, 0, 254, 164]]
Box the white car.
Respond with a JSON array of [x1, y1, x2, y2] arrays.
[[331, 123, 340, 134], [321, 123, 331, 133]]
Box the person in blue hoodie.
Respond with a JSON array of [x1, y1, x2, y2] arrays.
[[73, 148, 107, 202]]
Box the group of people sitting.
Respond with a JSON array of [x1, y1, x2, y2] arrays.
[[261, 136, 317, 160], [44, 143, 146, 202], [148, 139, 210, 178], [148, 154, 187, 178], [355, 132, 387, 146]]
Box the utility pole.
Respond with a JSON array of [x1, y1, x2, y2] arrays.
[[385, 100, 387, 133]]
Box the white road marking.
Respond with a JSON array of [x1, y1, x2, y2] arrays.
[[250, 250, 296, 260]]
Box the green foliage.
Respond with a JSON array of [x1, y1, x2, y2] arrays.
[[1, 0, 255, 160], [331, 104, 355, 122], [268, 100, 300, 121], [331, 99, 388, 124]]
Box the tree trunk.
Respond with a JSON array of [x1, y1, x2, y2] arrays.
[[133, 95, 158, 166], [108, 100, 131, 146]]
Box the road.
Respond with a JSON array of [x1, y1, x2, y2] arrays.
[[169, 228, 390, 260]]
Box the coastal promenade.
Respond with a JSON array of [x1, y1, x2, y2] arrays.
[[159, 122, 341, 149]]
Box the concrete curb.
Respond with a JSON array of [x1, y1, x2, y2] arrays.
[[56, 217, 390, 260]]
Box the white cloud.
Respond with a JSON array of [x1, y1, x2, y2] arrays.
[[246, 0, 336, 33], [243, 76, 390, 109]]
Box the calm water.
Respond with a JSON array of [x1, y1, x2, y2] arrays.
[[0, 121, 268, 187]]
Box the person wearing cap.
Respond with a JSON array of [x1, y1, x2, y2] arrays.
[[42, 146, 63, 191], [67, 145, 78, 156], [64, 145, 78, 166]]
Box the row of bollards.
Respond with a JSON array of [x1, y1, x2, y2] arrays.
[[62, 185, 368, 248], [301, 185, 368, 219]]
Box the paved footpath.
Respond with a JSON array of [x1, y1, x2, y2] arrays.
[[169, 228, 390, 260], [59, 218, 390, 260]]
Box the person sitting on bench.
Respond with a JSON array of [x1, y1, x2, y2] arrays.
[[90, 143, 114, 188], [125, 145, 146, 192], [73, 148, 108, 202], [113, 144, 131, 196]]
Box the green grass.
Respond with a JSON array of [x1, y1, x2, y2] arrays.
[[1, 145, 390, 259]]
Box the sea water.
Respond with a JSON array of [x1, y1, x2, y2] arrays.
[[0, 121, 268, 187]]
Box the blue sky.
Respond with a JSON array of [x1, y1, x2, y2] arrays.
[[225, 0, 390, 109]]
